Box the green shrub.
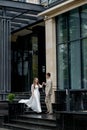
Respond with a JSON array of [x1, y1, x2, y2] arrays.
[[7, 93, 15, 102]]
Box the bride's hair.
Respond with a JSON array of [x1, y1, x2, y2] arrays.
[[33, 78, 39, 89]]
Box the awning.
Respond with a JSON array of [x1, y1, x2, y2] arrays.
[[0, 0, 45, 32]]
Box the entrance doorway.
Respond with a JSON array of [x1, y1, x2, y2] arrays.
[[11, 26, 46, 92]]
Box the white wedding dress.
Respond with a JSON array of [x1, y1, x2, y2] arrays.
[[18, 85, 42, 113]]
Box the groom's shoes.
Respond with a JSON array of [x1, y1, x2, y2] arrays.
[[45, 111, 49, 114], [47, 112, 53, 115]]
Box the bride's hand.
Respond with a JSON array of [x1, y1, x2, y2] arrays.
[[42, 82, 46, 86]]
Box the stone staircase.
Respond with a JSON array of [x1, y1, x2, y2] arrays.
[[1, 91, 57, 130], [3, 114, 56, 130]]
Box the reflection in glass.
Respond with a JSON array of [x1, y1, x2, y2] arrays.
[[57, 5, 87, 90], [70, 41, 81, 89], [18, 52, 28, 76], [11, 35, 39, 92], [58, 44, 69, 89], [69, 9, 80, 41], [32, 36, 38, 79], [82, 39, 87, 88], [49, 0, 57, 4], [57, 15, 67, 44], [81, 5, 87, 37]]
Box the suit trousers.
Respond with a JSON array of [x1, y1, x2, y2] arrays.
[[45, 94, 52, 113]]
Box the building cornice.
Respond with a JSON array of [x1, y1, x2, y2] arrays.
[[38, 0, 75, 16], [38, 0, 87, 19]]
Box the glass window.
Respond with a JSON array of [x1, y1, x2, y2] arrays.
[[70, 41, 81, 89], [57, 15, 68, 44], [49, 0, 58, 4], [57, 5, 87, 90], [82, 38, 87, 88], [58, 44, 69, 89], [81, 5, 87, 38], [69, 9, 80, 41]]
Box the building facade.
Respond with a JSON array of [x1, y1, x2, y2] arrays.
[[39, 0, 87, 109], [0, 0, 45, 99], [0, 0, 87, 111]]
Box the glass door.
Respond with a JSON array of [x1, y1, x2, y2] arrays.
[[11, 36, 33, 92]]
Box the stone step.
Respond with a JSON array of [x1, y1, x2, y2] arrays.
[[0, 128, 11, 130], [16, 94, 45, 97], [24, 110, 46, 114], [4, 114, 56, 130], [15, 92, 45, 96], [24, 110, 41, 114], [16, 97, 45, 101], [4, 123, 55, 130], [0, 110, 8, 116], [24, 105, 47, 114], [10, 118, 56, 129], [16, 98, 45, 102], [15, 94, 44, 97], [18, 114, 56, 124], [15, 94, 45, 101]]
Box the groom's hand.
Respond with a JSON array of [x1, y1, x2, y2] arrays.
[[42, 82, 46, 86], [46, 94, 49, 97]]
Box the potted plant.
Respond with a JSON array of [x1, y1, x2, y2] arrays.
[[7, 93, 15, 103]]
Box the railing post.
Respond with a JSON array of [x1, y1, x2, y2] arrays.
[[66, 89, 70, 111]]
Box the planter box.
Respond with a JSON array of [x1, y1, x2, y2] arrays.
[[8, 101, 24, 119]]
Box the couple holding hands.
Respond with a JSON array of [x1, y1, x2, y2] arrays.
[[19, 73, 53, 114]]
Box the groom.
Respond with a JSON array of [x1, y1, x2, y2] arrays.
[[43, 73, 53, 114]]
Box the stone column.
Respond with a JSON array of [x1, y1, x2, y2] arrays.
[[45, 18, 57, 103], [0, 11, 11, 99]]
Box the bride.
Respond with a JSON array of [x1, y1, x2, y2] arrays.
[[19, 78, 42, 113]]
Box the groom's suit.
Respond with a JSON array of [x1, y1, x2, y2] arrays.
[[45, 78, 53, 113]]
